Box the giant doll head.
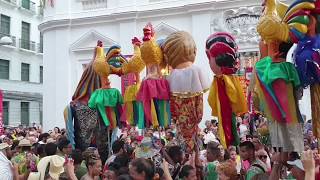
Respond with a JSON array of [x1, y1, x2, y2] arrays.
[[163, 31, 196, 69], [205, 32, 238, 75]]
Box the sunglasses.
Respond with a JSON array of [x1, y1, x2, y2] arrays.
[[258, 155, 268, 159]]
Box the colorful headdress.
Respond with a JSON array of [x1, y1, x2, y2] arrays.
[[205, 32, 238, 60], [205, 32, 238, 74]]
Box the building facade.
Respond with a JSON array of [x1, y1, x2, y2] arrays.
[[0, 0, 43, 127], [39, 0, 311, 130]]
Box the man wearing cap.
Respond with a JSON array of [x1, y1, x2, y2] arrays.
[[0, 143, 13, 180]]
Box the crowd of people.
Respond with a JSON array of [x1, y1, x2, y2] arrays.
[[0, 115, 318, 180]]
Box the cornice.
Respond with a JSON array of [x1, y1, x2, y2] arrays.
[[39, 0, 260, 32]]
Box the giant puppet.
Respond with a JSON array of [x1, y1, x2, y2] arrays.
[[162, 31, 210, 151], [64, 41, 142, 162], [205, 33, 248, 149], [117, 27, 210, 151], [254, 0, 320, 157], [116, 23, 171, 129]]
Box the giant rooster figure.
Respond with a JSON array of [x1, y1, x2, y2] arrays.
[[64, 41, 140, 162], [255, 0, 320, 162], [116, 23, 171, 128]]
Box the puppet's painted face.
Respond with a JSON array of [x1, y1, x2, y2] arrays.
[[205, 32, 238, 75]]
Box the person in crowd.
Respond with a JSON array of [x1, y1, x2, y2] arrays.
[[105, 139, 125, 166], [54, 127, 61, 135], [165, 131, 176, 147], [129, 158, 155, 180], [216, 160, 238, 180], [287, 153, 305, 180], [179, 165, 196, 180], [72, 149, 87, 179], [239, 141, 267, 180], [204, 141, 221, 180], [255, 148, 271, 172], [81, 153, 102, 180], [0, 143, 14, 179], [167, 145, 185, 178], [11, 138, 39, 175], [45, 142, 58, 156], [203, 120, 213, 134], [33, 143, 46, 158], [38, 133, 50, 145], [245, 135, 253, 142], [57, 137, 72, 157], [228, 146, 241, 173], [238, 117, 248, 140]]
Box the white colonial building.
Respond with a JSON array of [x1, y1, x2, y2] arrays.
[[0, 0, 43, 127], [39, 0, 311, 130]]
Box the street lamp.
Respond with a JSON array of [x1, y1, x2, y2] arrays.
[[0, 36, 13, 46]]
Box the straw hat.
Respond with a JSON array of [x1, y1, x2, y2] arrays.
[[37, 155, 65, 180], [27, 172, 40, 180], [0, 143, 10, 150], [18, 139, 32, 147]]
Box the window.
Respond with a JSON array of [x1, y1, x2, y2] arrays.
[[21, 21, 30, 49], [39, 33, 43, 53], [0, 15, 10, 35], [21, 63, 30, 81], [40, 66, 43, 83], [39, 103, 42, 125], [20, 102, 29, 126], [0, 60, 9, 79], [22, 0, 31, 10], [3, 101, 9, 126]]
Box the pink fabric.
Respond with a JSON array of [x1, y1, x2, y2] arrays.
[[242, 160, 250, 171], [136, 78, 170, 126], [136, 78, 170, 101], [272, 80, 293, 123]]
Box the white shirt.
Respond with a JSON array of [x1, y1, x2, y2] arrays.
[[0, 151, 13, 180], [239, 124, 248, 138]]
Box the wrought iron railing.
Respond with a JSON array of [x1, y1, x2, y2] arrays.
[[0, 32, 16, 47], [37, 42, 43, 53], [20, 0, 35, 12], [19, 38, 35, 51], [38, 6, 43, 16], [2, 0, 17, 5]]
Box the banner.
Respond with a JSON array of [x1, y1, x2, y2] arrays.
[[0, 90, 4, 135], [121, 73, 136, 94], [121, 55, 136, 94]]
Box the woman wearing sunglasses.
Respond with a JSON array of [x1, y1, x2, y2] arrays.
[[255, 149, 271, 172]]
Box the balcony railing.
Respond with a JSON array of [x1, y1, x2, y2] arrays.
[[0, 32, 16, 47], [37, 42, 43, 53], [38, 6, 43, 16], [20, 0, 35, 13], [19, 38, 35, 51], [1, 0, 17, 6]]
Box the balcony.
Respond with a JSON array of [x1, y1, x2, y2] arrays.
[[0, 32, 16, 47], [38, 6, 43, 17], [19, 0, 36, 13], [19, 38, 35, 51], [0, 0, 17, 8], [37, 42, 43, 54]]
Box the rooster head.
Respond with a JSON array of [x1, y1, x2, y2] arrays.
[[97, 40, 103, 47], [143, 22, 155, 41]]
